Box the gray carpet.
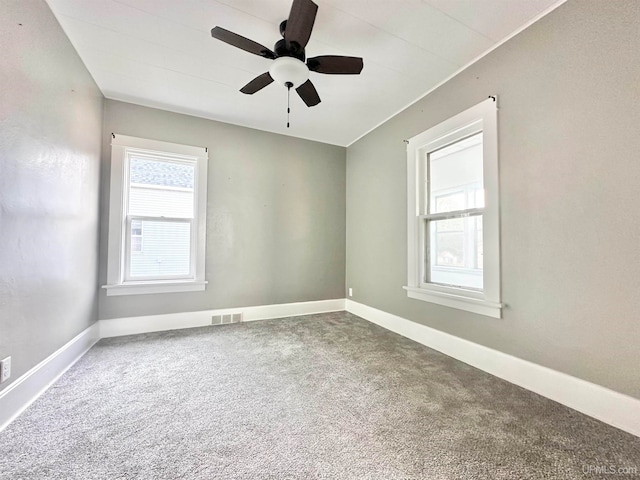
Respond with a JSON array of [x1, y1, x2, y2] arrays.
[[1, 312, 638, 479]]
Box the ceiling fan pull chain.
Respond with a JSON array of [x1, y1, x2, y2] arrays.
[[286, 81, 293, 128]]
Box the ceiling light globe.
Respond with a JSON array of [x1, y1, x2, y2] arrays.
[[269, 56, 309, 89]]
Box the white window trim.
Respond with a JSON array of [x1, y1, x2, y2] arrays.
[[404, 97, 502, 318], [103, 134, 208, 296]]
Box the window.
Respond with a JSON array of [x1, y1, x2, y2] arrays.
[[103, 135, 208, 296], [131, 219, 143, 252], [404, 97, 501, 317]]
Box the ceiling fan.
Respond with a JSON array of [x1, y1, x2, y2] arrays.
[[210, 0, 363, 111]]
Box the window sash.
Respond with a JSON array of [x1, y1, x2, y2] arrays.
[[421, 212, 484, 291], [124, 152, 196, 217], [419, 124, 483, 216], [123, 215, 196, 282]]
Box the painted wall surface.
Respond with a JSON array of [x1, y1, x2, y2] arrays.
[[346, 1, 640, 399], [99, 100, 346, 319], [0, 1, 103, 391]]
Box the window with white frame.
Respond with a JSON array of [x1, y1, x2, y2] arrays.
[[404, 97, 501, 318], [103, 134, 208, 296]]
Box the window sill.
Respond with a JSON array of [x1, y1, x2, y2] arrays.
[[403, 286, 502, 318], [102, 281, 207, 296]]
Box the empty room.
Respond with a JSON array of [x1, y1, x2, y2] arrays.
[[1, 0, 639, 478]]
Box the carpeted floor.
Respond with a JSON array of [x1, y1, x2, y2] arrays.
[[1, 311, 639, 479]]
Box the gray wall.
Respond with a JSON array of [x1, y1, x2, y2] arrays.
[[346, 0, 640, 399], [99, 100, 346, 319], [0, 0, 103, 391]]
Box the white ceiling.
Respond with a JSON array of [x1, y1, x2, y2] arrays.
[[46, 0, 562, 146]]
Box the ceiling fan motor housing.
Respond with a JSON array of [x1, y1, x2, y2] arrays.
[[270, 19, 310, 90], [277, 20, 305, 60], [274, 38, 305, 61]]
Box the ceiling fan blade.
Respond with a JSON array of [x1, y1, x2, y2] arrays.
[[307, 56, 364, 74], [211, 27, 276, 59], [296, 79, 321, 107], [284, 0, 318, 50], [240, 72, 274, 94]]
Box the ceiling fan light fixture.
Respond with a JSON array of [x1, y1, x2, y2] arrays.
[[269, 56, 309, 89]]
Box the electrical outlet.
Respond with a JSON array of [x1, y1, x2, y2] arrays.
[[0, 356, 11, 383], [348, 288, 353, 297]]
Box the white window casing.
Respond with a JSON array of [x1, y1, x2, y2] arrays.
[[103, 134, 208, 296], [404, 97, 502, 318]]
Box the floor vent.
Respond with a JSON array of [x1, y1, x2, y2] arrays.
[[211, 313, 243, 325]]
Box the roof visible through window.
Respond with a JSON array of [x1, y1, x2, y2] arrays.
[[129, 156, 194, 189]]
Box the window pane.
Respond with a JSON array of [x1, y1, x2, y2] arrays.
[[435, 231, 464, 267], [429, 132, 483, 213], [435, 192, 465, 213], [428, 214, 483, 290], [128, 156, 195, 218], [129, 220, 191, 278], [436, 216, 463, 233]]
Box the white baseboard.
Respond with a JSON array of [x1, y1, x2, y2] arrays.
[[1, 299, 345, 431], [0, 323, 100, 432], [6, 299, 638, 440], [99, 298, 346, 338], [345, 299, 640, 438]]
